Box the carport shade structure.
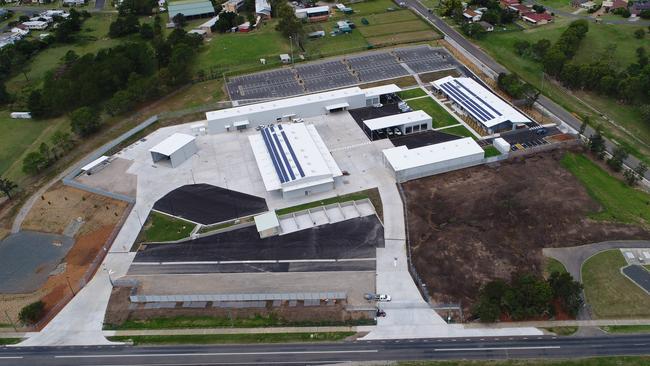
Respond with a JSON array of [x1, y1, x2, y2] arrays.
[[153, 184, 268, 225], [149, 133, 198, 168]]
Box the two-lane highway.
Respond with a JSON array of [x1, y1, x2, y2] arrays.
[[404, 0, 649, 179], [2, 334, 650, 365]]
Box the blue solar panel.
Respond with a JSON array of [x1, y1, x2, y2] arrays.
[[278, 125, 305, 178], [261, 128, 289, 183], [453, 80, 502, 117], [270, 127, 296, 181], [440, 83, 491, 122], [444, 83, 494, 121]]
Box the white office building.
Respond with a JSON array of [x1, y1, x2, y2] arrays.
[[249, 123, 342, 199], [383, 137, 485, 183], [432, 76, 531, 134]]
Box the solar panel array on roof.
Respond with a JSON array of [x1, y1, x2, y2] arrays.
[[438, 80, 497, 123], [260, 125, 306, 184]]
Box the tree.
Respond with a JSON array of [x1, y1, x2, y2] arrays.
[[172, 13, 187, 28], [579, 116, 588, 135], [514, 40, 531, 56], [0, 178, 17, 199], [461, 22, 487, 40], [634, 29, 646, 39], [167, 43, 194, 85], [473, 279, 508, 322], [22, 151, 48, 175], [153, 15, 163, 39], [543, 48, 567, 77], [503, 273, 553, 321], [588, 129, 605, 158], [38, 142, 52, 164], [70, 107, 101, 137], [532, 39, 551, 60], [140, 23, 154, 39], [625, 162, 648, 186], [607, 146, 628, 172], [548, 271, 583, 317], [18, 301, 45, 325], [27, 90, 47, 118], [50, 130, 74, 158], [0, 82, 10, 105]]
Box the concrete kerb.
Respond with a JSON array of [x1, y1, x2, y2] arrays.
[[619, 264, 650, 295]]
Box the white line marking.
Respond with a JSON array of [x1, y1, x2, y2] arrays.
[[55, 350, 379, 358], [435, 346, 561, 352], [0, 356, 23, 359]]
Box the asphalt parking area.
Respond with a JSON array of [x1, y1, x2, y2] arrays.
[[302, 72, 358, 93], [500, 126, 561, 151], [347, 52, 409, 82], [622, 265, 650, 294], [0, 231, 74, 293], [133, 215, 383, 265], [391, 130, 463, 149], [295, 60, 350, 79], [152, 184, 268, 225], [227, 68, 303, 100]]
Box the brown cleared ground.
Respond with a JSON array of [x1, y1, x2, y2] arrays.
[[21, 183, 128, 236], [403, 150, 650, 310]]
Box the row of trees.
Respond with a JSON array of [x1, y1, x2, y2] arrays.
[[497, 73, 539, 106], [22, 130, 76, 175], [472, 271, 583, 322], [541, 19, 589, 77], [587, 128, 648, 186]]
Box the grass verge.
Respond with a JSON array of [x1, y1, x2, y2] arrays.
[[560, 153, 650, 228], [601, 325, 650, 334], [545, 257, 568, 278], [582, 250, 650, 319], [483, 146, 501, 158], [397, 88, 427, 100], [0, 338, 21, 345], [406, 97, 458, 128], [135, 212, 195, 244], [398, 357, 650, 365], [440, 125, 476, 139], [105, 315, 374, 330], [108, 332, 355, 345], [543, 326, 578, 336], [275, 188, 382, 220]]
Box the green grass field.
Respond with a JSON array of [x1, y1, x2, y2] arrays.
[[545, 257, 568, 277], [109, 332, 355, 345], [398, 357, 650, 366], [582, 250, 650, 319], [560, 153, 650, 228], [475, 18, 650, 163], [0, 338, 21, 345], [440, 125, 476, 139], [406, 97, 459, 128], [483, 145, 501, 158], [601, 325, 650, 334], [136, 212, 195, 244], [397, 87, 427, 99]]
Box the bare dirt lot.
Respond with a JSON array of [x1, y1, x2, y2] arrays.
[[403, 150, 650, 310], [21, 183, 128, 236]]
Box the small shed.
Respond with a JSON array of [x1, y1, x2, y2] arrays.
[[478, 21, 494, 31], [81, 156, 110, 175], [493, 137, 511, 154], [149, 133, 198, 168], [279, 53, 291, 63], [254, 212, 280, 238]]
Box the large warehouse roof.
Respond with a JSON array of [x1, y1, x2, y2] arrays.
[[168, 0, 215, 19], [206, 87, 363, 121], [432, 76, 530, 128], [363, 110, 431, 131], [249, 123, 342, 192], [383, 137, 484, 171], [149, 133, 196, 156]]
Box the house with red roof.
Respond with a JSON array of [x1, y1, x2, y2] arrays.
[[521, 11, 553, 24]]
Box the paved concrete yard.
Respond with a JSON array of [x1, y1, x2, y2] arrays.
[[75, 158, 137, 198]]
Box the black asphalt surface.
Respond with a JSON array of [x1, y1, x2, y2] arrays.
[[403, 0, 649, 180], [227, 69, 303, 100], [152, 184, 267, 225], [622, 265, 650, 293], [0, 231, 74, 293], [3, 334, 650, 365], [499, 126, 561, 149], [391, 130, 463, 149], [128, 260, 376, 275], [134, 215, 384, 263]]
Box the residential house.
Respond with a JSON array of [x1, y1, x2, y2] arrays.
[[522, 11, 553, 24], [222, 0, 244, 13], [631, 0, 650, 15], [462, 9, 483, 22], [295, 6, 330, 22], [22, 21, 48, 30], [508, 3, 530, 13], [500, 0, 520, 6], [580, 1, 597, 10], [63, 0, 86, 6], [255, 0, 271, 18], [603, 0, 628, 12], [570, 0, 588, 7], [478, 21, 494, 31]]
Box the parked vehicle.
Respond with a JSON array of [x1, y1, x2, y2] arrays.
[[393, 127, 402, 136], [386, 128, 394, 136], [376, 294, 391, 302], [376, 309, 386, 317]]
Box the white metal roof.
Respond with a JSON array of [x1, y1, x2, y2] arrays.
[[206, 87, 363, 121], [383, 137, 484, 171], [363, 110, 431, 131], [198, 16, 218, 29], [233, 120, 250, 127], [363, 84, 401, 98], [249, 123, 341, 192], [325, 102, 349, 110], [81, 156, 109, 172], [149, 133, 196, 156], [254, 211, 280, 232], [296, 5, 330, 14], [432, 76, 531, 128]]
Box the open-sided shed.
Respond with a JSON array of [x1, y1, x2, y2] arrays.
[[149, 133, 198, 168]]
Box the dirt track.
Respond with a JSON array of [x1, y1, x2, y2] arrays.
[[403, 150, 650, 310]]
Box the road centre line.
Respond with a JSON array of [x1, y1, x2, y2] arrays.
[[55, 350, 379, 358], [434, 346, 561, 352]]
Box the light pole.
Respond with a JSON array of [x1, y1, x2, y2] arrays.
[[103, 265, 115, 287], [289, 35, 294, 66]]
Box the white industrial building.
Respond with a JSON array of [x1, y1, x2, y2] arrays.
[[362, 110, 432, 140], [206, 85, 400, 134], [254, 211, 280, 238], [249, 123, 342, 199], [432, 76, 531, 135], [363, 84, 401, 106], [149, 133, 198, 168], [493, 137, 511, 155], [382, 137, 485, 183]]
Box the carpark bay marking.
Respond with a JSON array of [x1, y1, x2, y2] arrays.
[[55, 350, 380, 358]]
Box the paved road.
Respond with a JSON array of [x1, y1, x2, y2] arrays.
[[543, 240, 650, 282], [406, 0, 649, 179], [2, 334, 650, 365]]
